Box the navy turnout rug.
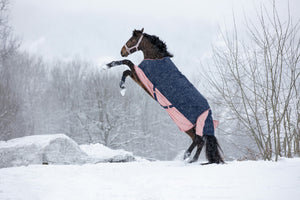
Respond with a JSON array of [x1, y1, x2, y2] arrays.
[[136, 57, 216, 136]]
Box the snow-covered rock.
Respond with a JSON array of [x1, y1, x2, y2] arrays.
[[0, 134, 136, 168], [80, 143, 135, 163], [0, 134, 88, 168]]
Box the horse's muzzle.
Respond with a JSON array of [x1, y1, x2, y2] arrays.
[[121, 46, 129, 57]]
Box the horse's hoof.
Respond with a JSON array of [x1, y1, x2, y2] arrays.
[[120, 88, 126, 96], [188, 158, 198, 163], [201, 161, 225, 165], [106, 61, 115, 68], [183, 151, 191, 160], [119, 80, 125, 89], [200, 162, 211, 165]]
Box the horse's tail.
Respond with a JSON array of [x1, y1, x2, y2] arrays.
[[203, 135, 224, 164]]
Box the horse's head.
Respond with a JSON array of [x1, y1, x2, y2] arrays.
[[121, 28, 144, 57]]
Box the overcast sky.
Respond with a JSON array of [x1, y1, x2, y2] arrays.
[[9, 0, 300, 76]]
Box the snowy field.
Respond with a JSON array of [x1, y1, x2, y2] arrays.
[[0, 158, 300, 200]]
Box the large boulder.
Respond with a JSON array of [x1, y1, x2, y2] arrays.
[[0, 134, 88, 168]]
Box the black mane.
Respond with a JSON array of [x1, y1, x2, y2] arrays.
[[143, 33, 174, 58]]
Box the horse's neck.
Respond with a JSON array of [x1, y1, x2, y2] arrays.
[[142, 48, 165, 60]]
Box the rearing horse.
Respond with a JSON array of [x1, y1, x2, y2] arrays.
[[107, 28, 224, 164]]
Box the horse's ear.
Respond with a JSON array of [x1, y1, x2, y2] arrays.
[[141, 28, 144, 33]]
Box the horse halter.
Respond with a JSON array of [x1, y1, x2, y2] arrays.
[[124, 34, 144, 54]]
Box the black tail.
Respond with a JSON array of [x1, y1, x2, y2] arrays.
[[203, 135, 224, 164]]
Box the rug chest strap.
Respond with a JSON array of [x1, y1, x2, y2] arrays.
[[153, 85, 174, 109]]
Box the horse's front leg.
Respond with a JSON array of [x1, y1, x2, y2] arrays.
[[107, 59, 153, 97], [106, 59, 134, 70], [119, 70, 132, 96], [107, 59, 135, 87], [120, 70, 131, 89], [106, 59, 136, 95], [106, 60, 135, 86]]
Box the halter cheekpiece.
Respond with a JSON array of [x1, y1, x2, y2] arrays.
[[125, 34, 144, 54]]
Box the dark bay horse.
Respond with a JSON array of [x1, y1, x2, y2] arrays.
[[107, 28, 224, 164]]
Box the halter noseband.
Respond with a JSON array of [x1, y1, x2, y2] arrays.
[[124, 34, 144, 54]]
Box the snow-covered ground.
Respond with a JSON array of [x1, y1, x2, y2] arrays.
[[1, 135, 299, 200], [0, 158, 299, 200]]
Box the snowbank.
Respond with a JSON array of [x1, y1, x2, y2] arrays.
[[0, 134, 88, 168], [80, 143, 135, 163], [0, 134, 135, 168]]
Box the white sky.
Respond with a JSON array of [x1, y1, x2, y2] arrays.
[[9, 0, 300, 76]]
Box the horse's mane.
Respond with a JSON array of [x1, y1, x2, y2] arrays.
[[144, 33, 174, 57], [133, 30, 173, 57]]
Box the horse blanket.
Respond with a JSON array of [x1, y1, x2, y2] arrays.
[[134, 57, 218, 136]]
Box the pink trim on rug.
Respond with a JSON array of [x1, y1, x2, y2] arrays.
[[213, 120, 219, 130], [195, 110, 219, 136], [134, 65, 154, 98], [134, 65, 194, 132], [195, 109, 209, 136]]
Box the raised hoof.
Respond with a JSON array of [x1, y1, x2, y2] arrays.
[[119, 80, 125, 89], [120, 88, 126, 96], [106, 61, 116, 68]]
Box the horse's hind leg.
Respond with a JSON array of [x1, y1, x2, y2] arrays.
[[184, 128, 197, 160], [188, 136, 205, 163], [184, 140, 197, 160], [203, 135, 224, 164]]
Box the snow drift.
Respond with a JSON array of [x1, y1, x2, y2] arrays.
[[0, 134, 135, 168], [80, 143, 135, 163]]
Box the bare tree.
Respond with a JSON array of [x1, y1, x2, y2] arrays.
[[0, 0, 18, 59], [203, 1, 300, 160], [0, 0, 19, 140]]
